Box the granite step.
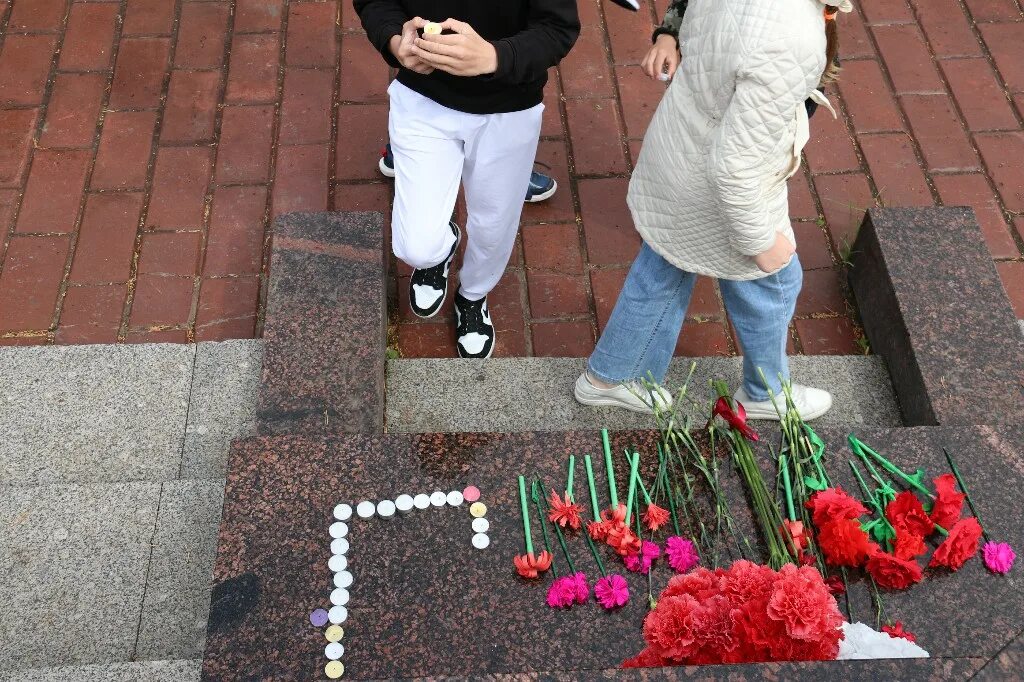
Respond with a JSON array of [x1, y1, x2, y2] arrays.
[[385, 355, 903, 433], [4, 659, 201, 681]]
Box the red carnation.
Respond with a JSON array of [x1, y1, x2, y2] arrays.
[[825, 575, 846, 595], [930, 473, 966, 529], [805, 487, 868, 527], [866, 551, 923, 590], [547, 489, 583, 530], [643, 503, 671, 532], [781, 519, 807, 554], [662, 567, 721, 601], [689, 594, 741, 663], [882, 621, 917, 643], [622, 646, 668, 668], [587, 519, 608, 541], [642, 593, 702, 661], [885, 491, 934, 537], [893, 525, 927, 561], [766, 564, 844, 645], [816, 517, 878, 567], [719, 559, 775, 605], [929, 517, 983, 571]]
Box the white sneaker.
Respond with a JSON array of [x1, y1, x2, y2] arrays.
[[734, 384, 833, 421], [573, 372, 673, 414]]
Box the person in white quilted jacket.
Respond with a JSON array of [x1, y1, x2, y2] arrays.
[[575, 0, 850, 420]]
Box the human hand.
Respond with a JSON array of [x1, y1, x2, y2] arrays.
[[411, 18, 498, 77], [389, 18, 435, 74], [642, 35, 680, 81], [753, 232, 796, 273]]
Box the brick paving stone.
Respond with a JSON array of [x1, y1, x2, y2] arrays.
[[979, 23, 1024, 93], [804, 103, 860, 173], [526, 271, 589, 317], [60, 2, 119, 71], [56, 284, 128, 344], [16, 149, 90, 234], [963, 0, 1024, 22], [70, 192, 144, 284], [0, 336, 49, 347], [531, 320, 595, 357], [236, 0, 286, 33], [0, 189, 17, 235], [900, 94, 979, 172], [124, 0, 177, 35], [128, 274, 195, 328], [578, 177, 641, 266], [487, 272, 529, 357], [336, 104, 389, 182], [0, 108, 38, 187], [606, 0, 655, 66], [40, 72, 105, 149], [792, 221, 836, 270], [0, 235, 70, 332], [940, 58, 1020, 131], [858, 0, 915, 23], [521, 139, 576, 225], [589, 266, 628, 332], [138, 232, 203, 277], [933, 174, 1020, 259], [216, 105, 275, 183], [7, 0, 65, 31], [399, 322, 457, 358], [559, 27, 613, 98], [333, 181, 389, 213], [175, 2, 230, 69], [872, 25, 945, 94], [813, 172, 876, 251], [272, 145, 330, 214], [226, 34, 281, 103], [788, 172, 819, 221], [280, 68, 335, 145], [910, 0, 983, 58], [91, 111, 158, 190], [522, 223, 584, 273], [340, 39, 389, 103], [837, 60, 904, 133], [195, 276, 260, 340], [842, 7, 876, 60], [124, 328, 190, 343], [566, 99, 627, 175], [146, 147, 214, 230], [160, 70, 221, 143], [995, 261, 1024, 318], [975, 132, 1024, 212], [109, 38, 172, 110], [287, 1, 339, 68], [675, 320, 733, 357], [340, 0, 365, 32], [858, 133, 934, 207], [541, 76, 563, 138], [685, 276, 720, 320], [205, 185, 268, 277], [796, 268, 849, 316], [794, 316, 862, 355], [616, 65, 666, 140], [0, 35, 58, 107]]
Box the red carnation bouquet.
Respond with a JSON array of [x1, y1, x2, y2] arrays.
[[624, 561, 845, 667]]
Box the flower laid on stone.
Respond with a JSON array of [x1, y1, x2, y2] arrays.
[[534, 476, 589, 610], [514, 475, 552, 579], [929, 517, 983, 570], [547, 489, 583, 530], [664, 536, 700, 573], [642, 503, 670, 532], [881, 621, 917, 643], [624, 540, 660, 575], [594, 574, 630, 609], [983, 541, 1016, 574]]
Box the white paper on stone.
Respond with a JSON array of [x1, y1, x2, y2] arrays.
[[837, 622, 930, 660]]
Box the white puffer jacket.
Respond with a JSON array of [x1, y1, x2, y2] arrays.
[[627, 0, 845, 280]]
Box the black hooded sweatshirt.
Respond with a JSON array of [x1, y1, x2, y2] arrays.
[[354, 0, 580, 114]]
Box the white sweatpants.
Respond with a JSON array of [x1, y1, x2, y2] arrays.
[[388, 80, 543, 300]]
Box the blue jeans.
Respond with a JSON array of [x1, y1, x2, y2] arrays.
[[588, 242, 803, 401]]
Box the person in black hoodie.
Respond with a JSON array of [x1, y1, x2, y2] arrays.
[[355, 0, 579, 359]]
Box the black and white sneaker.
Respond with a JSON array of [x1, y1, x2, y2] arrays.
[[454, 291, 495, 359], [408, 221, 460, 318]]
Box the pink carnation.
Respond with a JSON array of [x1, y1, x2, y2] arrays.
[[569, 572, 590, 603], [983, 541, 1016, 574], [665, 536, 700, 573], [546, 577, 577, 608], [595, 574, 630, 609], [625, 540, 661, 574]]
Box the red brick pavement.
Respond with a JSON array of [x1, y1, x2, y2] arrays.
[[0, 0, 1021, 355]]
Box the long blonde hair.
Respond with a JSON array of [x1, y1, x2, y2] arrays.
[[821, 6, 841, 84]]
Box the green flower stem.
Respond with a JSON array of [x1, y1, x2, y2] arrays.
[[582, 511, 607, 577], [584, 454, 601, 519], [518, 475, 534, 555], [849, 460, 895, 552], [853, 435, 934, 499], [625, 453, 640, 525], [537, 480, 575, 574], [566, 454, 575, 503], [662, 461, 683, 536], [602, 429, 619, 508], [943, 447, 990, 542], [780, 453, 796, 521], [628, 452, 654, 505]]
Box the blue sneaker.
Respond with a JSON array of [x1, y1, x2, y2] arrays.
[[378, 144, 557, 203]]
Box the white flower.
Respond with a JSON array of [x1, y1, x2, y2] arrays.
[[837, 622, 930, 660]]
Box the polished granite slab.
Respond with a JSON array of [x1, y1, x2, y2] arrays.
[[256, 212, 386, 435], [849, 207, 1024, 426], [202, 425, 1024, 680]]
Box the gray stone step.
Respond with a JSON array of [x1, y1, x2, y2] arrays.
[[385, 355, 903, 433], [5, 660, 200, 681]]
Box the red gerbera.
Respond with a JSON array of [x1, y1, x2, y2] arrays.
[[930, 473, 966, 529], [513, 550, 552, 579], [866, 551, 923, 590], [882, 621, 917, 643], [885, 491, 934, 537], [929, 517, 983, 571], [643, 503, 671, 532], [547, 489, 583, 530], [805, 487, 868, 527], [816, 517, 878, 567]]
